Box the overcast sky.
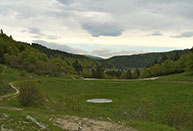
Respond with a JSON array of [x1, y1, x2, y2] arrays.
[[0, 0, 193, 58]]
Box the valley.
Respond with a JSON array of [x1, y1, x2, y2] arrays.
[[1, 66, 193, 130]]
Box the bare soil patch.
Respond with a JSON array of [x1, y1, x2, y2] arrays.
[[51, 115, 136, 131]]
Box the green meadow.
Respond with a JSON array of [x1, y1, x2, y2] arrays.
[[1, 66, 193, 130]]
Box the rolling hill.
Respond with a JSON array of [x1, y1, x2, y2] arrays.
[[104, 49, 190, 69]]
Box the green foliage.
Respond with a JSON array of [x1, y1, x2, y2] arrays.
[[185, 52, 193, 72], [0, 33, 77, 76], [105, 69, 123, 79], [120, 69, 132, 79], [95, 66, 104, 78], [140, 68, 152, 78], [132, 69, 140, 79], [81, 69, 93, 78], [31, 43, 100, 69], [72, 60, 82, 74], [172, 52, 180, 61], [175, 55, 187, 73], [105, 49, 190, 69], [125, 69, 132, 79], [140, 51, 193, 78], [160, 55, 168, 64], [19, 82, 45, 107], [160, 59, 175, 75]]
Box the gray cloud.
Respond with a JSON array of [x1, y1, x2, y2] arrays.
[[171, 32, 193, 38], [28, 28, 42, 35], [27, 28, 59, 40], [81, 22, 123, 37], [151, 31, 162, 36], [57, 0, 72, 5], [146, 31, 162, 37], [1, 0, 193, 35], [55, 0, 193, 33]]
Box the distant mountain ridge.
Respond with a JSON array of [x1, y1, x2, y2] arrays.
[[86, 55, 103, 60]]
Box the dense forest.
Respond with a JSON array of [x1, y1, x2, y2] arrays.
[[104, 49, 190, 69], [140, 49, 193, 78], [0, 30, 99, 76]]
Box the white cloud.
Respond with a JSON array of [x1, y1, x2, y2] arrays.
[[33, 40, 89, 54], [32, 40, 148, 58], [91, 48, 147, 58], [0, 0, 193, 55]]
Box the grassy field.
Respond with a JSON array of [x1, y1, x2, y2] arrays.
[[1, 66, 193, 130]]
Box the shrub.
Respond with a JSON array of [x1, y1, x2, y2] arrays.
[[18, 82, 45, 107], [20, 71, 27, 77]]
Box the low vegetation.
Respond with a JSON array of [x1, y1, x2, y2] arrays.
[[18, 81, 45, 107]]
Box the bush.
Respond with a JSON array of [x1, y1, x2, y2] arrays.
[[20, 71, 27, 77], [18, 82, 45, 107]]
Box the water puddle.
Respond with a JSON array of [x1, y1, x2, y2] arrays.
[[86, 99, 112, 103]]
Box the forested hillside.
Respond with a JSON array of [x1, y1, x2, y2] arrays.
[[0, 30, 99, 76], [140, 48, 193, 78], [104, 50, 190, 69], [31, 43, 101, 69]]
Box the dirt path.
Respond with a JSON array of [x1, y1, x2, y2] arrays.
[[0, 82, 19, 101], [83, 77, 159, 81], [51, 115, 137, 131]]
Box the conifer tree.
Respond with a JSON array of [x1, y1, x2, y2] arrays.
[[0, 29, 3, 34]]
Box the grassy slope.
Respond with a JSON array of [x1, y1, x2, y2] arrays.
[[2, 66, 193, 130], [36, 78, 190, 131], [159, 72, 193, 81]]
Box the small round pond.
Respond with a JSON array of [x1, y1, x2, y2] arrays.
[[86, 99, 112, 103]]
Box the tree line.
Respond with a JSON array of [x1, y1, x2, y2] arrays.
[[140, 49, 193, 78]]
